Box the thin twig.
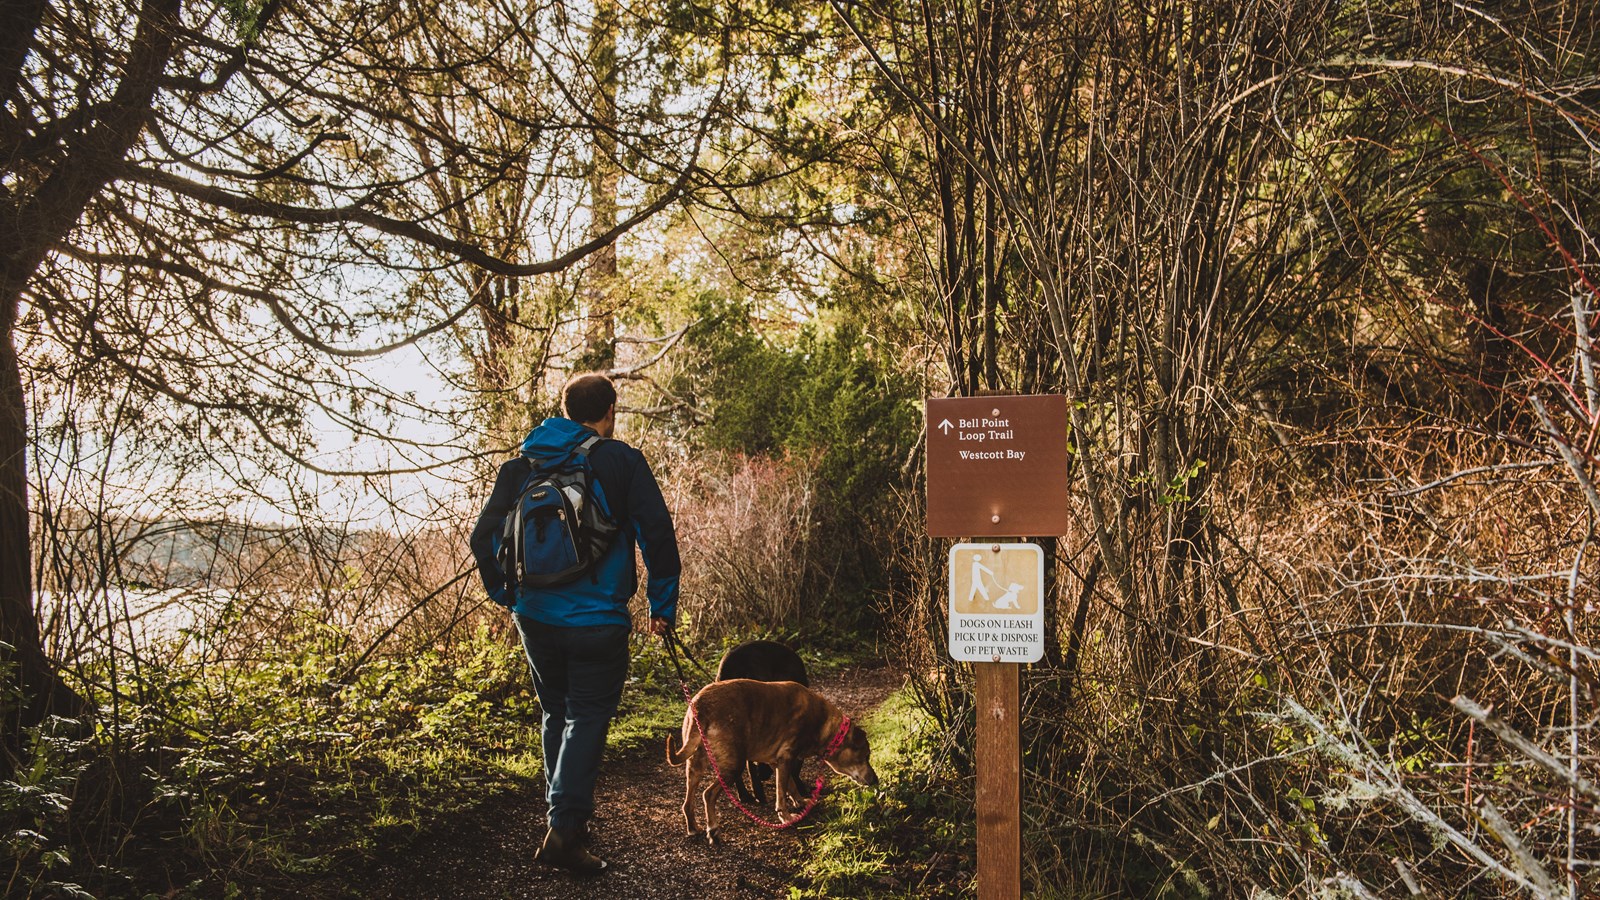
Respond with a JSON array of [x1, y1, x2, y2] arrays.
[[1451, 695, 1600, 808]]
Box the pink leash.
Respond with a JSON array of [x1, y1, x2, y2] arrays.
[[676, 678, 852, 829]]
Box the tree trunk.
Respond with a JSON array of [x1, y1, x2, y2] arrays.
[[582, 0, 619, 371], [0, 330, 86, 772], [0, 0, 185, 766]]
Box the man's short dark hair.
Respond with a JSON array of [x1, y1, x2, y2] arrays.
[[563, 373, 617, 424]]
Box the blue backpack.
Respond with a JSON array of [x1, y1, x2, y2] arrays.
[[497, 434, 620, 588]]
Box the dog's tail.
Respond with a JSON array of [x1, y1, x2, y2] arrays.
[[666, 732, 700, 767], [666, 713, 700, 767]]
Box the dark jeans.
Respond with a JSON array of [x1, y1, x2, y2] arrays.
[[513, 616, 630, 833]]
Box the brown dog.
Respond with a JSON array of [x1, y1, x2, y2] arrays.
[[665, 679, 877, 844], [715, 640, 810, 808]]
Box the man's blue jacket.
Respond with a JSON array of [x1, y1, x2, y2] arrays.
[[469, 418, 680, 627]]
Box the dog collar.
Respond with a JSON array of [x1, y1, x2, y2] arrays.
[[821, 715, 852, 761]]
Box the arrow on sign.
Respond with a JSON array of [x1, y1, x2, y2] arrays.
[[938, 418, 954, 435]]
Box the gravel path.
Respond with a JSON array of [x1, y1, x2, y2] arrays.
[[363, 661, 905, 899]]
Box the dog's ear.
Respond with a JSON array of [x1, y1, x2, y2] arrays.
[[848, 722, 870, 754]]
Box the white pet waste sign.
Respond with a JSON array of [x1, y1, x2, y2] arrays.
[[948, 542, 1044, 663]]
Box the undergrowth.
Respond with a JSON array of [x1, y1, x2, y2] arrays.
[[3, 620, 549, 899], [790, 684, 972, 899], [5, 621, 883, 898]]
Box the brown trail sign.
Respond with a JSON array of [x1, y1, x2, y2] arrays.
[[925, 395, 1069, 538]]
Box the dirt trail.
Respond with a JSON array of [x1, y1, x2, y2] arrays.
[[364, 660, 904, 899]]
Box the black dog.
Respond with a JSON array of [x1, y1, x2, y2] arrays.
[[714, 640, 810, 808]]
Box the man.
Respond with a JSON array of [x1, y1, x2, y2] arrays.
[[470, 372, 680, 875]]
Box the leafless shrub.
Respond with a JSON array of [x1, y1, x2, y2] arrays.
[[882, 428, 1598, 896], [660, 449, 819, 639]]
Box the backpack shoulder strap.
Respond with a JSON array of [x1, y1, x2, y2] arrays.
[[523, 435, 604, 477]]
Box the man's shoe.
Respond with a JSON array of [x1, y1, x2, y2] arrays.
[[536, 826, 607, 875]]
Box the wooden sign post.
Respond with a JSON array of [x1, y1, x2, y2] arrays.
[[949, 541, 1042, 900], [926, 395, 1068, 900], [977, 662, 1020, 900]]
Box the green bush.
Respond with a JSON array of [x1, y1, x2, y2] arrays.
[[673, 297, 920, 622], [2, 717, 93, 900]]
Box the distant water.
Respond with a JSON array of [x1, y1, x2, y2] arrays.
[[37, 587, 236, 655]]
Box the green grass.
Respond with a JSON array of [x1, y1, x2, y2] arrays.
[[789, 684, 972, 899], [608, 640, 691, 755], [4, 622, 547, 899]]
